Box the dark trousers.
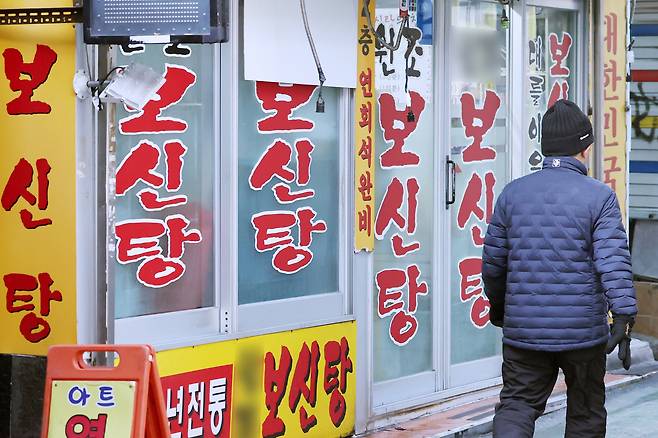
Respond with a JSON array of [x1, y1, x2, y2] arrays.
[[493, 343, 607, 438]]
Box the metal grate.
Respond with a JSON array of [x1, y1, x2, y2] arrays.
[[89, 0, 210, 37]]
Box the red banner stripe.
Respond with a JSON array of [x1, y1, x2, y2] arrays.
[[631, 69, 658, 82]]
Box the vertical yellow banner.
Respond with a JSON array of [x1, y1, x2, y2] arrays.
[[603, 1, 628, 222], [0, 1, 77, 355], [355, 0, 376, 252]]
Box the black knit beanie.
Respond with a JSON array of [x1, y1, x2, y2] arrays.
[[541, 99, 594, 156]]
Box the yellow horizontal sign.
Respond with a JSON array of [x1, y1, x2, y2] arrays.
[[158, 321, 356, 438]]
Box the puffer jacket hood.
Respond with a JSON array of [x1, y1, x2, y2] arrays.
[[482, 156, 637, 352]]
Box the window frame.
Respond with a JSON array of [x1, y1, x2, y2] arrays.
[[110, 42, 224, 346], [228, 0, 353, 333], [110, 0, 355, 348]]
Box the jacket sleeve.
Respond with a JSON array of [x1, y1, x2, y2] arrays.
[[482, 191, 509, 326], [592, 191, 637, 317]]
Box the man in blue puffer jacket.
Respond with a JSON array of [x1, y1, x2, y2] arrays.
[[483, 99, 637, 438]]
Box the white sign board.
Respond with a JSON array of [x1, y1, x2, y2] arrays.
[[244, 0, 357, 88], [375, 9, 434, 106]]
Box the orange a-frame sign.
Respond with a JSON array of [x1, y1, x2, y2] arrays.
[[41, 344, 169, 438]]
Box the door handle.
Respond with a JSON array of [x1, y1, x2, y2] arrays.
[[446, 156, 456, 209]]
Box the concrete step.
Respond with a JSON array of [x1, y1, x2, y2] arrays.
[[363, 340, 658, 438], [362, 374, 640, 438], [476, 371, 658, 437]]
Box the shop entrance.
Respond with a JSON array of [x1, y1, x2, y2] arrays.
[[369, 0, 585, 417]]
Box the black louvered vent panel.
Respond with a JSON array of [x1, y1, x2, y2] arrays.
[[84, 0, 228, 44]]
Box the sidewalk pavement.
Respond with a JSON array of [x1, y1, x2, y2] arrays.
[[527, 370, 658, 438], [364, 371, 654, 438]]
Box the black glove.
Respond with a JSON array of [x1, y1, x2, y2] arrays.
[[605, 315, 635, 370], [489, 306, 504, 328]]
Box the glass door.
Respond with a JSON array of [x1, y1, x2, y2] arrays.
[[371, 0, 439, 408], [446, 0, 509, 388], [524, 1, 582, 175], [445, 0, 583, 389]]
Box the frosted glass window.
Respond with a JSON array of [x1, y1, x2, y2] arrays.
[[237, 78, 340, 305], [113, 45, 216, 318]]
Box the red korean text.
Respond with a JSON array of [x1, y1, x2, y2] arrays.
[[262, 337, 353, 438]]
